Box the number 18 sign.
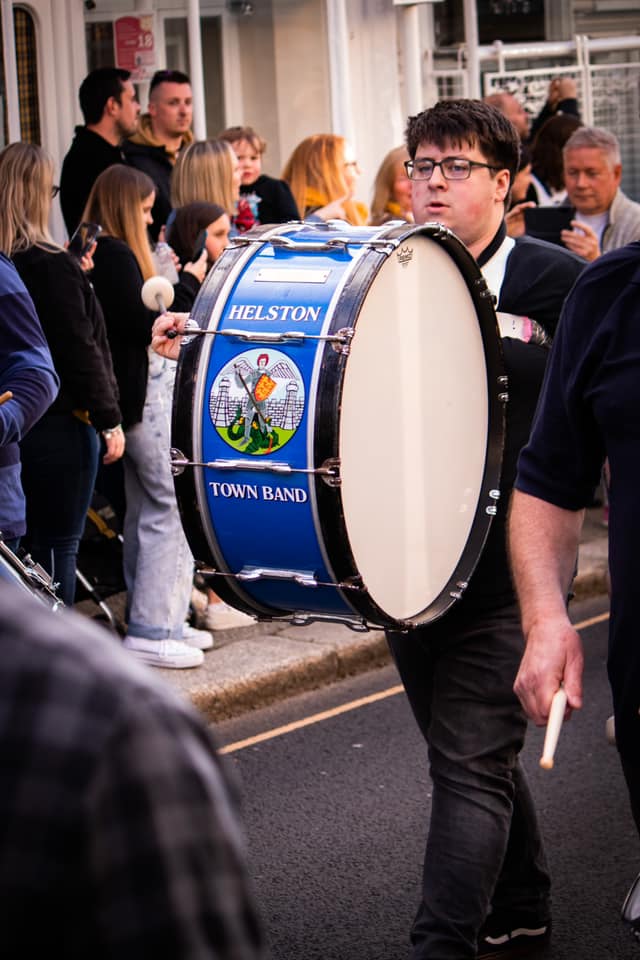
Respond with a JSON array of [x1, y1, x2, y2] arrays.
[[114, 14, 156, 83]]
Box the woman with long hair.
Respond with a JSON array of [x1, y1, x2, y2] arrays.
[[0, 141, 124, 605], [530, 113, 583, 205], [171, 139, 245, 228], [84, 164, 210, 669], [282, 133, 368, 225], [369, 145, 413, 226], [164, 201, 254, 632], [165, 201, 231, 269]]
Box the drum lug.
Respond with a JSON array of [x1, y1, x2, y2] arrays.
[[170, 447, 188, 476], [320, 458, 341, 487], [331, 328, 354, 356], [497, 374, 509, 403], [449, 579, 470, 601], [288, 612, 377, 632]]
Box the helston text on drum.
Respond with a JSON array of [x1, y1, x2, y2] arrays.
[[227, 304, 321, 323]]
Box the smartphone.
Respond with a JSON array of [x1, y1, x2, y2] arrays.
[[191, 228, 208, 262], [68, 221, 102, 260], [524, 206, 575, 246]]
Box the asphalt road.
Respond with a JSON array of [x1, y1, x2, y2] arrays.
[[214, 595, 640, 959]]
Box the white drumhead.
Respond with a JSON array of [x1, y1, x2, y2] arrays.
[[339, 232, 489, 621]]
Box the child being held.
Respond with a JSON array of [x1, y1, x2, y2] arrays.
[[219, 125, 300, 226]]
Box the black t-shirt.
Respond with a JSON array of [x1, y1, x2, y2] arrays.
[[516, 243, 640, 756]]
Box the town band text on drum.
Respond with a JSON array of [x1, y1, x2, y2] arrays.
[[208, 481, 308, 503]]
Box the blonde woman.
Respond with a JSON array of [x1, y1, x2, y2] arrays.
[[0, 141, 123, 605], [282, 133, 368, 225], [171, 138, 242, 228], [369, 145, 414, 226], [84, 164, 210, 668]]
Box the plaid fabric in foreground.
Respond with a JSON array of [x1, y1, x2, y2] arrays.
[[0, 581, 264, 958]]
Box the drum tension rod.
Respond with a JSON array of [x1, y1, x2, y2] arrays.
[[180, 327, 354, 352], [196, 564, 364, 593], [170, 449, 341, 486], [228, 234, 397, 254], [288, 612, 380, 633]]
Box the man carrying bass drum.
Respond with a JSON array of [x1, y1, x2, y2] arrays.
[[384, 100, 585, 960]]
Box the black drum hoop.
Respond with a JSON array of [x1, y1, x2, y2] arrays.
[[312, 222, 505, 630]]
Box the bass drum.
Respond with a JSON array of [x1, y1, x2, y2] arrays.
[[172, 221, 505, 630], [0, 539, 63, 610]]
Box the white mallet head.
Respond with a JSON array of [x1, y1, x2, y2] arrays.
[[141, 275, 175, 313]]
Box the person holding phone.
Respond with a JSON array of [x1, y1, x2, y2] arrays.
[[84, 164, 211, 669], [0, 142, 124, 606], [165, 201, 230, 272], [67, 221, 102, 261], [560, 126, 640, 261]]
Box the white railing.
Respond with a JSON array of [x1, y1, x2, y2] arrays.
[[432, 34, 640, 201]]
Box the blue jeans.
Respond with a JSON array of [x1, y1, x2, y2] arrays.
[[387, 601, 550, 959], [19, 413, 99, 606], [123, 355, 194, 640]]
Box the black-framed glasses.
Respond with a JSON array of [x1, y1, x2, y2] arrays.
[[404, 157, 501, 181], [51, 184, 60, 199]]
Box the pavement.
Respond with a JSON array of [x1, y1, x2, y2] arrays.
[[77, 506, 609, 723]]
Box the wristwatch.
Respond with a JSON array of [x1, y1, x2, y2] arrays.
[[102, 424, 122, 439]]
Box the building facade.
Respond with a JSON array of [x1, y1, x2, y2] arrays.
[[1, 1, 638, 241]]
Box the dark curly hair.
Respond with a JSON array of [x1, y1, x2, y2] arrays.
[[405, 99, 521, 185]]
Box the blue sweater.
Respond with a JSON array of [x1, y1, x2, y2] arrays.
[[0, 254, 59, 539]]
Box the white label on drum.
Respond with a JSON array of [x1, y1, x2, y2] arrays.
[[256, 269, 331, 283]]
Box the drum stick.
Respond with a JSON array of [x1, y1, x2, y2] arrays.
[[539, 687, 568, 770], [0, 390, 13, 405]]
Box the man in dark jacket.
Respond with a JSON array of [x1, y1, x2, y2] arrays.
[[388, 99, 585, 960], [124, 69, 194, 241], [60, 67, 140, 236]]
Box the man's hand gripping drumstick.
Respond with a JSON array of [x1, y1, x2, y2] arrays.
[[539, 687, 568, 769], [509, 491, 586, 768], [151, 312, 192, 361]]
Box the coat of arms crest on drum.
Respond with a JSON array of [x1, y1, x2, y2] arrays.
[[209, 348, 305, 455]]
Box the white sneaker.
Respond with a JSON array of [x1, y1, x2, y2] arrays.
[[205, 601, 255, 631], [181, 623, 214, 650], [123, 636, 204, 669]]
